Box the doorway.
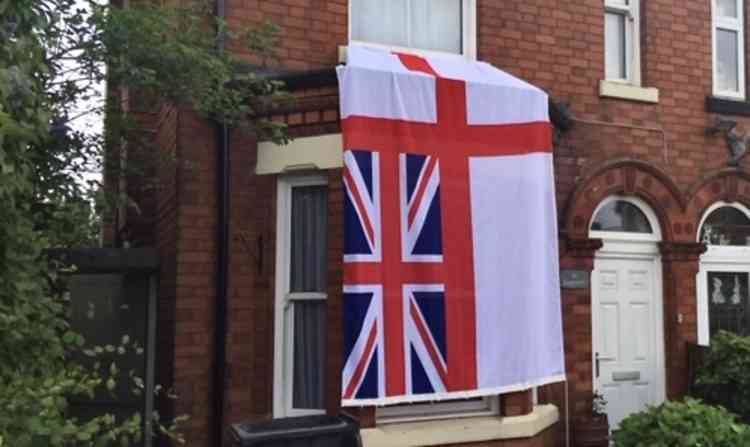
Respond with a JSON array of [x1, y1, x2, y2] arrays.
[[589, 196, 666, 430]]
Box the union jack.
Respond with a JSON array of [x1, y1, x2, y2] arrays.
[[342, 149, 447, 401]]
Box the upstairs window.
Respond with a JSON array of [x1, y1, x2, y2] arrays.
[[604, 0, 641, 84], [350, 0, 476, 58], [713, 0, 745, 99]]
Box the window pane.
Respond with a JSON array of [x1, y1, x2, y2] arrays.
[[410, 0, 462, 53], [591, 200, 653, 233], [293, 301, 327, 409], [351, 0, 408, 48], [700, 206, 750, 246], [290, 185, 328, 292], [707, 271, 749, 337], [605, 12, 627, 79], [717, 0, 738, 18], [717, 28, 739, 92]]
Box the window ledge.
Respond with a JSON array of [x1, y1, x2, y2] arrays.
[[705, 96, 750, 116], [359, 404, 559, 447], [599, 80, 659, 103]]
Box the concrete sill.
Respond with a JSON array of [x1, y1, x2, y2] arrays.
[[360, 404, 559, 447], [599, 80, 659, 103]]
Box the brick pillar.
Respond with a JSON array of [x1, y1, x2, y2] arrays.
[[559, 237, 602, 418], [659, 242, 706, 399], [502, 390, 534, 416]]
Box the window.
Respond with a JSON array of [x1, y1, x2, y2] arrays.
[[349, 0, 476, 58], [713, 0, 745, 99], [590, 199, 653, 234], [697, 203, 750, 345], [700, 204, 750, 246], [377, 396, 499, 423], [274, 176, 329, 417], [604, 0, 641, 84]]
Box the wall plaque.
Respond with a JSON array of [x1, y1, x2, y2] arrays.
[[561, 269, 590, 289]]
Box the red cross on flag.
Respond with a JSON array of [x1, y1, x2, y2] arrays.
[[339, 45, 565, 406]]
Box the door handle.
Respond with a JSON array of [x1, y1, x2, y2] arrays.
[[595, 352, 600, 378]]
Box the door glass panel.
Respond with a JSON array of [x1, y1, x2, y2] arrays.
[[591, 200, 653, 233], [700, 206, 750, 246], [707, 271, 750, 336]]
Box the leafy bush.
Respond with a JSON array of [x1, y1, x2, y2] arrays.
[[612, 398, 750, 447], [695, 331, 750, 421]]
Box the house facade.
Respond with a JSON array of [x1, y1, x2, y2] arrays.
[[108, 0, 750, 446]]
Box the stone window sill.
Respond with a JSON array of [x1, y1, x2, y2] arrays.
[[599, 80, 659, 103], [359, 404, 559, 447]]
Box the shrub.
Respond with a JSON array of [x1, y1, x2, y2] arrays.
[[695, 331, 750, 421], [612, 398, 750, 447]]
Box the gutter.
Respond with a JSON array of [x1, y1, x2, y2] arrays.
[[213, 0, 230, 444]]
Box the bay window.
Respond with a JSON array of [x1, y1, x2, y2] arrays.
[[713, 0, 745, 99]]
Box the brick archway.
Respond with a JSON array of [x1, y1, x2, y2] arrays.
[[686, 169, 750, 240], [564, 159, 683, 241]]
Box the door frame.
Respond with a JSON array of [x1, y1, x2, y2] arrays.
[[589, 196, 667, 414]]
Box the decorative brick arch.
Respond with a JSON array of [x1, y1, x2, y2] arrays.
[[564, 159, 684, 241], [686, 169, 750, 240]]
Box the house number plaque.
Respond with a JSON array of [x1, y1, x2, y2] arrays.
[[561, 270, 590, 289]]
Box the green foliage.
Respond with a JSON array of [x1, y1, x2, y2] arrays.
[[1, 0, 285, 445], [695, 331, 750, 422], [612, 398, 750, 447]]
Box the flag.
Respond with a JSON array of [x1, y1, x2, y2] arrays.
[[339, 45, 565, 406]]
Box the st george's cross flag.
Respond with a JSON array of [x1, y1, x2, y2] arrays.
[[339, 45, 565, 406]]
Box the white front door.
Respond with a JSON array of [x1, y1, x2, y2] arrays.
[[593, 256, 664, 430]]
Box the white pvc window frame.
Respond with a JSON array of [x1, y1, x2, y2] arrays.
[[696, 202, 750, 345], [273, 175, 329, 418], [604, 0, 642, 85], [348, 0, 477, 60], [712, 0, 746, 99]]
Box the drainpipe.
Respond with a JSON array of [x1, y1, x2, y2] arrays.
[[213, 0, 230, 444]]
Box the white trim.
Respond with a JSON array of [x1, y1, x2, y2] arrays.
[[341, 373, 567, 407], [273, 175, 329, 418], [347, 0, 477, 60], [599, 80, 659, 103], [589, 195, 662, 243], [604, 0, 641, 85], [590, 196, 667, 419], [256, 134, 343, 175], [361, 404, 559, 447], [696, 202, 750, 345], [712, 0, 746, 99]]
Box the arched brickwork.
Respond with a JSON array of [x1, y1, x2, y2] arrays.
[[686, 169, 750, 241], [564, 159, 684, 241]]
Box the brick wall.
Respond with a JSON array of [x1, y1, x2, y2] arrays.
[[120, 1, 750, 446]]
